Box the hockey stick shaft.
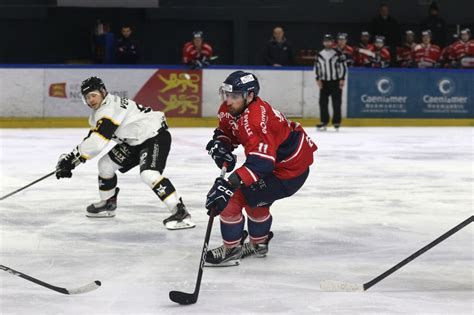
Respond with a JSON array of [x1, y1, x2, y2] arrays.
[[363, 215, 473, 290], [169, 165, 227, 304], [0, 264, 101, 295], [190, 165, 227, 296], [0, 171, 56, 201]]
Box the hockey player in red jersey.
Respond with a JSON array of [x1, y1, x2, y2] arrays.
[[413, 30, 441, 68], [353, 31, 374, 67], [369, 36, 391, 68], [450, 28, 474, 68], [439, 34, 458, 68], [204, 71, 317, 266], [396, 30, 417, 67], [182, 31, 213, 69], [334, 33, 354, 66]]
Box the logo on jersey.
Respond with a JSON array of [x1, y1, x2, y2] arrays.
[[49, 83, 67, 98], [260, 105, 268, 134], [140, 152, 148, 166], [243, 113, 253, 136]]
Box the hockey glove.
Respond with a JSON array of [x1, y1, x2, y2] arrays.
[[56, 147, 84, 179], [205, 177, 235, 215], [205, 139, 236, 172]]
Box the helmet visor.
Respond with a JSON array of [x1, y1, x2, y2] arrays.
[[219, 83, 245, 102]]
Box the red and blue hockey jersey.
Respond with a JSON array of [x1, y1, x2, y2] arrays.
[[215, 97, 317, 186]]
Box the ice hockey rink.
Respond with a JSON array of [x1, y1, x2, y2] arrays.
[[0, 127, 472, 314]]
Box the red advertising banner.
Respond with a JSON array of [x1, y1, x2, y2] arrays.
[[133, 69, 202, 117]]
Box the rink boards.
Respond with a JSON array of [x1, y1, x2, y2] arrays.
[[0, 65, 473, 127]]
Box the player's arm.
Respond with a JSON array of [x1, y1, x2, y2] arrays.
[[56, 99, 127, 179], [55, 116, 120, 180], [78, 116, 120, 160], [206, 106, 239, 172]]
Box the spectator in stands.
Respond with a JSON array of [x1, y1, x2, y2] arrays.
[[182, 31, 214, 69], [92, 20, 115, 64], [413, 30, 441, 68], [354, 31, 374, 67], [421, 1, 446, 47], [368, 36, 390, 68], [334, 33, 354, 67], [450, 28, 474, 68], [264, 26, 295, 66], [116, 25, 140, 64], [369, 3, 399, 64], [439, 34, 458, 68], [396, 30, 416, 67]]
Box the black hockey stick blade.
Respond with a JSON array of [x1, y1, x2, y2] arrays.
[[1, 264, 101, 295], [320, 215, 473, 292], [0, 171, 56, 201], [169, 290, 197, 305]]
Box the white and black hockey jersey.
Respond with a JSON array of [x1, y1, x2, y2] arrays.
[[315, 48, 347, 81], [77, 93, 167, 160]]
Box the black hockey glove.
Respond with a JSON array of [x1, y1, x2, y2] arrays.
[[205, 139, 236, 172], [55, 147, 84, 179], [205, 178, 235, 216]]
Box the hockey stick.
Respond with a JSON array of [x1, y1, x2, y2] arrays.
[[320, 215, 473, 292], [0, 264, 101, 295], [0, 171, 56, 201], [169, 165, 227, 305]]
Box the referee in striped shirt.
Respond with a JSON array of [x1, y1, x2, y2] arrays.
[[315, 34, 347, 131]]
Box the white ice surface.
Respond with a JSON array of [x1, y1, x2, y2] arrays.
[[0, 127, 472, 314]]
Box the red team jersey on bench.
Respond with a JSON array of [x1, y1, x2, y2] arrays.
[[215, 97, 317, 186]]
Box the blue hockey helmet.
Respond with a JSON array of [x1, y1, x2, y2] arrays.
[[219, 71, 260, 100]]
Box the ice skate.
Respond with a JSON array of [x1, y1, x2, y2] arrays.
[[242, 231, 273, 258], [86, 187, 119, 218], [205, 244, 243, 267], [163, 197, 196, 230], [316, 123, 327, 131], [334, 124, 340, 132]]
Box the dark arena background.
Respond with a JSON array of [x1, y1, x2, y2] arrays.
[[0, 1, 472, 314]]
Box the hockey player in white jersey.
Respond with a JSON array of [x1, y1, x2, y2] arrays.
[[55, 76, 195, 230]]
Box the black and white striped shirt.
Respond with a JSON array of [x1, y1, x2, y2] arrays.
[[315, 48, 347, 81]]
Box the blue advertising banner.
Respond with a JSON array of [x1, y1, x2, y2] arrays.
[[347, 68, 473, 118]]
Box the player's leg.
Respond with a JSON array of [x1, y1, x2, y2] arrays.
[[242, 205, 273, 258], [331, 80, 342, 130], [318, 82, 330, 130], [205, 190, 246, 266], [139, 130, 195, 230], [239, 169, 310, 258], [86, 143, 138, 218]]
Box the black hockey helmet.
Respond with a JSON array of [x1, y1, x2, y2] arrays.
[[81, 76, 106, 97], [220, 71, 260, 100]]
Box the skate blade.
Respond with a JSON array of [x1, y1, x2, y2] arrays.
[[86, 211, 116, 218], [204, 260, 240, 267], [164, 218, 196, 230]]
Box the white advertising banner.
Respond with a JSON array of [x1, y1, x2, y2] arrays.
[[43, 69, 156, 117], [0, 67, 343, 119], [0, 69, 44, 117]]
